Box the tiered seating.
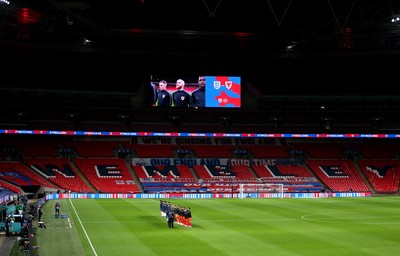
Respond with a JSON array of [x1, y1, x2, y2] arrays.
[[74, 158, 139, 193], [6, 136, 400, 195], [195, 164, 257, 182], [0, 180, 22, 194], [270, 164, 313, 177], [134, 165, 196, 181], [252, 165, 274, 178], [123, 144, 177, 158], [190, 165, 254, 193], [0, 161, 59, 189], [359, 159, 400, 193], [194, 165, 232, 181], [2, 139, 61, 157], [253, 165, 324, 192], [63, 141, 120, 157], [307, 159, 370, 192], [183, 145, 234, 158], [132, 165, 151, 180], [292, 142, 348, 159], [23, 158, 92, 193], [239, 145, 291, 158], [176, 165, 196, 179], [133, 165, 198, 193], [231, 165, 257, 181], [350, 142, 399, 159], [254, 164, 312, 178]]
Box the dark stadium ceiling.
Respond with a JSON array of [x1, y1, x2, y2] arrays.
[[1, 0, 400, 134], [1, 0, 400, 56]]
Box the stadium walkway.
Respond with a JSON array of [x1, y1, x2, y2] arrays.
[[0, 235, 16, 256]]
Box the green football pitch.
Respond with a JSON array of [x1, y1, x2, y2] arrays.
[[23, 196, 400, 256]]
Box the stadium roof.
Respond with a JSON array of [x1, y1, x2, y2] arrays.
[[1, 1, 400, 134], [1, 0, 400, 56]]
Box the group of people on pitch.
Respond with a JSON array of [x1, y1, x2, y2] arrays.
[[160, 200, 192, 228]]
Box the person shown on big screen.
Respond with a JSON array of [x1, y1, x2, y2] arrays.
[[148, 81, 158, 106], [172, 79, 191, 108], [191, 76, 206, 108], [156, 80, 171, 107]]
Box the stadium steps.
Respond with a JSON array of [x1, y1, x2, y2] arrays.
[[0, 179, 24, 194], [69, 160, 97, 193], [248, 166, 260, 179], [353, 159, 375, 193], [304, 162, 327, 190], [188, 167, 200, 180], [0, 235, 16, 256], [125, 158, 144, 193]]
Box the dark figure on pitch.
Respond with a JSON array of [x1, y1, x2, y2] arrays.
[[167, 210, 175, 228], [55, 201, 60, 217], [38, 206, 44, 222]]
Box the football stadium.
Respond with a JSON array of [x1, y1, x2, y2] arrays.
[[2, 1, 400, 256], [2, 194, 400, 255]]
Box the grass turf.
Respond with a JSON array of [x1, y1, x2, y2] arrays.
[[13, 196, 400, 256]]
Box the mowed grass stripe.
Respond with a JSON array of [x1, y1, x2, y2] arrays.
[[73, 199, 157, 256], [166, 199, 355, 256], [292, 198, 400, 255], [31, 196, 400, 256], [170, 199, 297, 256], [207, 199, 366, 256], [286, 197, 399, 256], [34, 199, 86, 256]]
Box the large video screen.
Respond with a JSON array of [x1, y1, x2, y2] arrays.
[[148, 75, 241, 108]]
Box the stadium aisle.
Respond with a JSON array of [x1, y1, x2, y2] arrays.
[[0, 235, 16, 256]]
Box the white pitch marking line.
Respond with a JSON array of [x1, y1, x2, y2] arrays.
[[69, 199, 98, 256]]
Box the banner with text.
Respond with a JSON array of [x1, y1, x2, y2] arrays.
[[132, 158, 301, 167]]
